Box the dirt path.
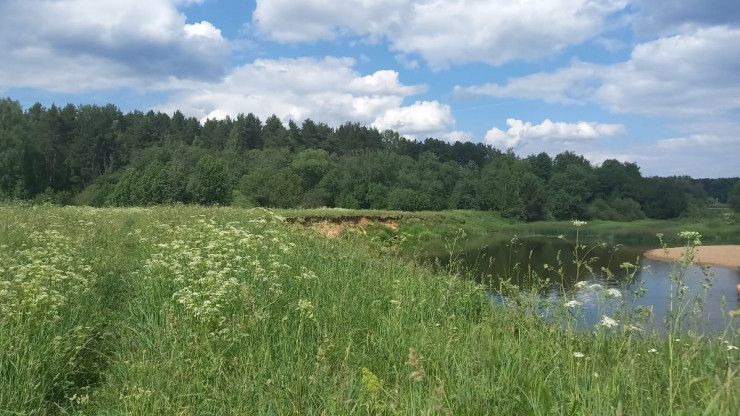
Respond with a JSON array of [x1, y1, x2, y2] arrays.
[[643, 245, 740, 269]]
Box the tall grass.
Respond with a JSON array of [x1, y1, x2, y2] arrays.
[[1, 205, 738, 414]]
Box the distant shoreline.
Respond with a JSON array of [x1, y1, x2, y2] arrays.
[[643, 245, 740, 269]]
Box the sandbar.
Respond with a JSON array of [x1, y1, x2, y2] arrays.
[[643, 245, 740, 269]]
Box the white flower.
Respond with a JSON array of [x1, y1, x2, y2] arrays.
[[597, 315, 618, 329], [572, 220, 587, 227], [573, 352, 585, 358], [589, 284, 603, 291], [605, 288, 622, 298], [677, 231, 701, 240], [677, 231, 701, 245], [628, 325, 643, 333], [575, 281, 587, 289], [565, 300, 581, 308], [728, 345, 739, 351], [296, 299, 315, 319]]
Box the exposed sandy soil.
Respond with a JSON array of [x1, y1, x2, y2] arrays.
[[643, 245, 740, 269], [289, 216, 399, 238]]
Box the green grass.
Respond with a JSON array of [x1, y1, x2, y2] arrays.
[[277, 209, 740, 249], [1, 205, 738, 414]]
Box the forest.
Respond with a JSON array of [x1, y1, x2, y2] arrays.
[[1, 97, 738, 220]]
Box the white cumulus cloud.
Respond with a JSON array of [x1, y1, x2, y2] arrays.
[[372, 101, 455, 139], [157, 57, 454, 139], [0, 0, 228, 92], [253, 0, 627, 68], [484, 118, 625, 149], [457, 26, 740, 117], [184, 21, 224, 40], [441, 130, 475, 143]]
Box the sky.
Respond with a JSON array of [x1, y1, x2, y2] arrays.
[[1, 0, 739, 178]]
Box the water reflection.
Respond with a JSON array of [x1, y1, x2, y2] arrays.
[[430, 232, 740, 333]]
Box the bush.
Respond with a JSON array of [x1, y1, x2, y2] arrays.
[[587, 198, 645, 221], [186, 156, 232, 205], [729, 181, 740, 212]]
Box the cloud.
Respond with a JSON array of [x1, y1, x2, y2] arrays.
[[252, 0, 408, 43], [394, 54, 419, 70], [157, 57, 454, 139], [457, 26, 740, 117], [372, 101, 454, 139], [253, 0, 627, 67], [0, 0, 228, 92], [487, 119, 740, 178], [600, 132, 740, 177], [441, 131, 475, 143], [484, 118, 625, 149], [456, 60, 600, 105], [631, 0, 740, 35]]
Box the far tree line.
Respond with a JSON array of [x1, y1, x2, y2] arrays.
[[1, 98, 739, 220]]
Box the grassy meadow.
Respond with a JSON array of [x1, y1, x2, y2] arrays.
[[1, 205, 739, 415]]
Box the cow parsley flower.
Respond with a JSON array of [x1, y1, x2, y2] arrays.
[[597, 315, 618, 329], [296, 299, 315, 319], [605, 288, 622, 298], [628, 324, 643, 333]]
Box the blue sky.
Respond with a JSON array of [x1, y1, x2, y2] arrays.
[[1, 0, 739, 177]]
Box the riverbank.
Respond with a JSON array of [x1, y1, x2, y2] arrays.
[[2, 205, 738, 414], [643, 245, 740, 269]]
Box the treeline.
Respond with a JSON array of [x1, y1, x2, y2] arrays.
[[1, 98, 738, 220]]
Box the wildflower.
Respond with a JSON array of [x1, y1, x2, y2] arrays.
[[572, 220, 587, 227], [573, 352, 585, 358], [565, 300, 581, 308], [677, 231, 701, 240], [677, 231, 701, 246], [648, 348, 658, 354], [605, 288, 622, 298], [575, 281, 587, 289], [296, 299, 315, 319], [628, 324, 643, 333], [728, 345, 738, 351], [361, 367, 383, 395], [597, 315, 618, 329], [589, 284, 603, 291]]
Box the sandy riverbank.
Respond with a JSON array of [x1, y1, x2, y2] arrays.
[[643, 245, 740, 269]]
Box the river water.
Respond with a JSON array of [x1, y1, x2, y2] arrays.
[[429, 230, 740, 333]]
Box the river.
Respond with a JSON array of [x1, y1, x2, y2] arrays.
[[428, 229, 740, 333]]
